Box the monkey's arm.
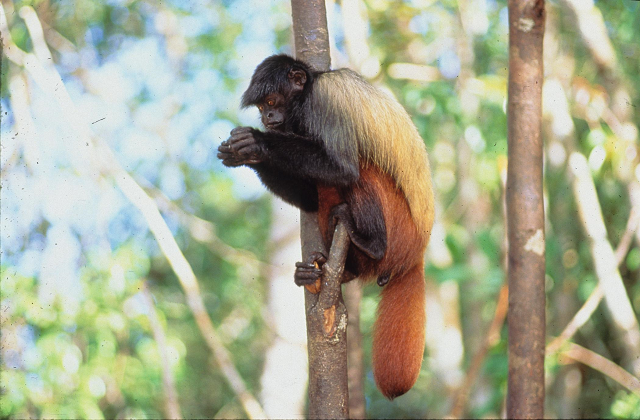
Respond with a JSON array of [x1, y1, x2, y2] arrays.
[[252, 163, 319, 212], [218, 127, 359, 186]]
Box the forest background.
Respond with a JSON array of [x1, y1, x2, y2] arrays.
[[1, 0, 639, 418]]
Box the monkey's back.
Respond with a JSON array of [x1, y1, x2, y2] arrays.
[[308, 69, 435, 243]]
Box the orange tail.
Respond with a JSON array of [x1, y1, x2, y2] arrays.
[[372, 264, 426, 399]]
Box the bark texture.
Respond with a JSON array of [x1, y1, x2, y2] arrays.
[[506, 0, 546, 418], [291, 1, 350, 417]]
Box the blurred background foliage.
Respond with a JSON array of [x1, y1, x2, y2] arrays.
[[1, 0, 639, 418]]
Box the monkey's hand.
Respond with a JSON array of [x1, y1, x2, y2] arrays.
[[217, 127, 267, 167], [294, 251, 327, 293]]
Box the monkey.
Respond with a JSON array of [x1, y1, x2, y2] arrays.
[[217, 54, 434, 399]]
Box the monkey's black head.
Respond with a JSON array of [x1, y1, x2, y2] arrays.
[[241, 54, 313, 108]]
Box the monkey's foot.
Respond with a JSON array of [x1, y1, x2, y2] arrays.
[[294, 251, 327, 293]]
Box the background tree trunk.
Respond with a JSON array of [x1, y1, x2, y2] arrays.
[[506, 0, 546, 418], [344, 282, 366, 419]]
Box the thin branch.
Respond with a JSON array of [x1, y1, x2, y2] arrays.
[[39, 20, 77, 55], [3, 72, 35, 177], [93, 143, 269, 418], [546, 286, 605, 355], [614, 201, 640, 265], [317, 222, 351, 310], [569, 152, 640, 376], [547, 201, 639, 355], [141, 283, 182, 419], [560, 0, 617, 72], [8, 5, 266, 418], [144, 183, 271, 272], [559, 342, 640, 397], [0, 6, 26, 65]]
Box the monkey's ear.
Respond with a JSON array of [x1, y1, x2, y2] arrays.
[[288, 69, 307, 91]]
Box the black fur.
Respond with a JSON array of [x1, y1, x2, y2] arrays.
[[250, 161, 319, 212], [220, 54, 387, 262], [252, 130, 358, 185], [241, 55, 315, 109]]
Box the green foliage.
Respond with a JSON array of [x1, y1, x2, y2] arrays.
[[2, 0, 639, 418], [611, 392, 640, 419]]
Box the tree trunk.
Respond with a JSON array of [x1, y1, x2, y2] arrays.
[[506, 0, 546, 418], [291, 1, 350, 418], [345, 281, 366, 419]]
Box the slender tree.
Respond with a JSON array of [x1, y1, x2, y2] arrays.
[[506, 0, 546, 418], [290, 1, 350, 417]]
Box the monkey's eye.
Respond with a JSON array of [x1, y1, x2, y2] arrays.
[[267, 99, 275, 107], [258, 105, 264, 111]]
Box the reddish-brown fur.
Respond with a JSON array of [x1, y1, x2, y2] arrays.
[[372, 265, 425, 399], [317, 166, 427, 399]]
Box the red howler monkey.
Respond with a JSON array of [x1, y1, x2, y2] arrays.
[[217, 55, 434, 399]]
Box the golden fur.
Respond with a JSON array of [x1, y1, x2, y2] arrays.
[[306, 69, 435, 239]]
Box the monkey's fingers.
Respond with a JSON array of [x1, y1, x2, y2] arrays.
[[228, 143, 265, 163], [216, 150, 233, 160], [230, 126, 253, 135], [218, 154, 245, 167], [226, 132, 253, 148], [228, 131, 255, 144], [226, 136, 257, 153], [219, 142, 252, 157], [294, 266, 323, 286], [227, 138, 257, 151]]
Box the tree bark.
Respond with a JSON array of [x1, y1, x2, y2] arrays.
[[345, 282, 366, 419], [291, 0, 331, 70], [506, 0, 546, 418], [291, 1, 350, 418]]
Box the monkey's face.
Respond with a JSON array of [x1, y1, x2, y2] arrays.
[[258, 93, 286, 131]]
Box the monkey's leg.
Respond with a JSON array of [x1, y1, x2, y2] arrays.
[[329, 200, 386, 261]]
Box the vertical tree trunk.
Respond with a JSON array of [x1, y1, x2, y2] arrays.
[[291, 0, 331, 70], [506, 0, 546, 418], [344, 282, 366, 419], [290, 1, 350, 418]]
